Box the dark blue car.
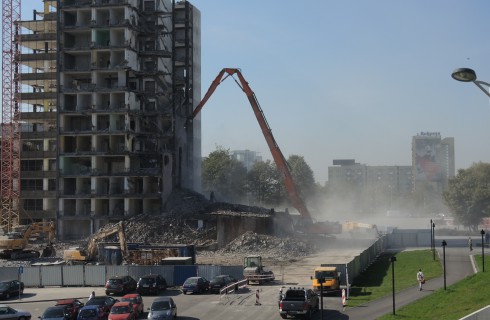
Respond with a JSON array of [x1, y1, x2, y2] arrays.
[[182, 277, 209, 294], [77, 305, 104, 320]]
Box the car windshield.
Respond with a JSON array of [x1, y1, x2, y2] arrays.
[[151, 301, 171, 311], [139, 278, 154, 285], [184, 278, 198, 285], [110, 306, 130, 314], [78, 309, 97, 318], [315, 271, 336, 279], [108, 279, 122, 285], [86, 298, 105, 306], [43, 308, 65, 318], [211, 277, 224, 283], [121, 297, 137, 303]]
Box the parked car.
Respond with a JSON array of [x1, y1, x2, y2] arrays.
[[108, 302, 135, 320], [76, 306, 104, 320], [182, 276, 209, 294], [84, 296, 119, 317], [120, 294, 143, 317], [39, 306, 72, 320], [147, 297, 177, 320], [55, 299, 84, 320], [0, 280, 24, 300], [105, 276, 137, 296], [136, 274, 167, 295], [209, 275, 238, 294], [0, 305, 31, 320]]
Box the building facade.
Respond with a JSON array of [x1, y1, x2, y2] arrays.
[[231, 149, 262, 171], [17, 0, 201, 239], [328, 159, 412, 214], [412, 132, 455, 192]]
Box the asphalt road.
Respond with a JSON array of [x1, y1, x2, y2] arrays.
[[2, 240, 369, 320], [3, 235, 477, 320]]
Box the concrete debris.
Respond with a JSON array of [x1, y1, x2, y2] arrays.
[[0, 188, 317, 267]]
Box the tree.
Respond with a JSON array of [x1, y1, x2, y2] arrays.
[[247, 160, 281, 206], [202, 147, 247, 203], [444, 162, 490, 230], [284, 155, 316, 200]]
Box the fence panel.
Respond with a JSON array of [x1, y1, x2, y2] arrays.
[[84, 265, 107, 286], [40, 265, 63, 286], [62, 265, 84, 286]]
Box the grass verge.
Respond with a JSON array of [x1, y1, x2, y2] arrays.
[[346, 249, 443, 308], [340, 246, 490, 319]]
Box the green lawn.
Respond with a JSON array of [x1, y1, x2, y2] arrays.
[[347, 249, 490, 319], [346, 250, 442, 308]]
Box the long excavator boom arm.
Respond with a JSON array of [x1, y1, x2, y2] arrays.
[[192, 68, 313, 225]]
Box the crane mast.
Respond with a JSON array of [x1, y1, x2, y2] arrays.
[[0, 0, 21, 232]]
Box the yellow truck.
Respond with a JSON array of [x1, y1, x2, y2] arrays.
[[311, 266, 340, 295]]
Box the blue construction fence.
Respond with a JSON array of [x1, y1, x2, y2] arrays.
[[0, 264, 244, 288]]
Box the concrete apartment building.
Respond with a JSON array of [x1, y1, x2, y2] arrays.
[[412, 132, 455, 192], [327, 132, 455, 214], [328, 159, 413, 214], [17, 0, 201, 239]]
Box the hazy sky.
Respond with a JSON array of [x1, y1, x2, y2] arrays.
[[22, 1, 490, 184]]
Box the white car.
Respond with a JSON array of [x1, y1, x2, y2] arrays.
[[0, 305, 31, 320]]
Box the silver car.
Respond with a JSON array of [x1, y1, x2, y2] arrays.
[[147, 297, 177, 320], [0, 305, 31, 320]]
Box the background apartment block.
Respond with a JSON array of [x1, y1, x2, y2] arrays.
[[328, 159, 412, 214], [412, 132, 455, 193], [231, 150, 262, 172], [17, 0, 201, 239]]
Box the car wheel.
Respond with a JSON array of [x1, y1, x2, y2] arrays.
[[5, 293, 10, 299], [18, 317, 26, 320], [20, 288, 23, 295]]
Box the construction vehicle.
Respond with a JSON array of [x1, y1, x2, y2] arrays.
[[0, 222, 56, 259], [243, 255, 275, 285], [342, 221, 380, 238], [191, 68, 341, 235], [311, 266, 341, 295], [63, 221, 128, 264]]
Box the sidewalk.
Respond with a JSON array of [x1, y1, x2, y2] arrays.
[[340, 246, 475, 320]]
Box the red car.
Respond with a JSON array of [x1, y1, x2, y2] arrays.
[[55, 299, 84, 320], [121, 294, 144, 317], [108, 302, 135, 320]]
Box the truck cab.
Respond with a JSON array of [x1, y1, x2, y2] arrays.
[[311, 266, 340, 294]]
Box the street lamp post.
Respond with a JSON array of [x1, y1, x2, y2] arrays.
[[481, 230, 486, 272], [430, 219, 433, 253], [451, 68, 490, 98], [442, 240, 447, 290], [432, 222, 436, 261], [311, 275, 324, 320], [390, 256, 397, 315]]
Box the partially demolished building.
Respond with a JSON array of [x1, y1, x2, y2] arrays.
[[18, 0, 201, 239]]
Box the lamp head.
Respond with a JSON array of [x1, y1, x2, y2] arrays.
[[451, 68, 477, 82], [481, 229, 486, 235], [442, 240, 447, 246]]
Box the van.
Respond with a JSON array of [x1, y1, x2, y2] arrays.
[[311, 266, 340, 294]]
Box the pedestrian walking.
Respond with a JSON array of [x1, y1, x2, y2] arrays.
[[89, 291, 95, 300], [469, 236, 473, 251], [417, 269, 425, 291], [278, 287, 284, 307]]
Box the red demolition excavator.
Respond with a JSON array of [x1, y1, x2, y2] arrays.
[[191, 68, 341, 236]]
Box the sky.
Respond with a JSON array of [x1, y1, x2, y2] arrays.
[[20, 0, 490, 184]]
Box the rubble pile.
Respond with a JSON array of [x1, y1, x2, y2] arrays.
[[0, 188, 317, 267], [222, 231, 313, 258], [122, 214, 217, 246]]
